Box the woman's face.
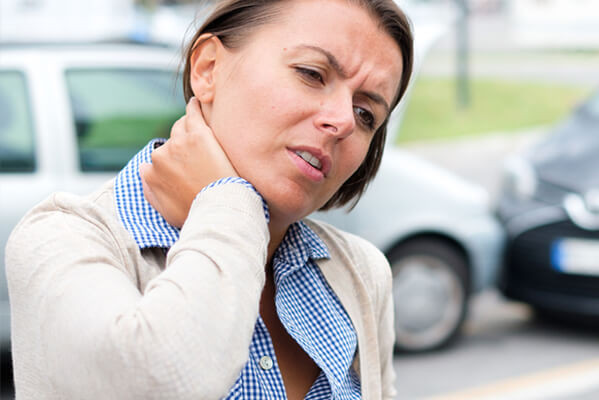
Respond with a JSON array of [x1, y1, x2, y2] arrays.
[[204, 0, 404, 227]]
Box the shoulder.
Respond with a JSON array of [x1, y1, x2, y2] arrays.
[[5, 180, 131, 276], [303, 217, 391, 293], [52, 179, 118, 222], [304, 218, 385, 262], [9, 179, 120, 238]]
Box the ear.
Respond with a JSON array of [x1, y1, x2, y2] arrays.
[[189, 34, 223, 104]]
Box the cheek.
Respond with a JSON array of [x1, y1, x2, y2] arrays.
[[218, 63, 295, 125], [209, 74, 308, 173], [341, 137, 372, 179]]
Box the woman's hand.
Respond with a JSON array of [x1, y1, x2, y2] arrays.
[[140, 97, 238, 228]]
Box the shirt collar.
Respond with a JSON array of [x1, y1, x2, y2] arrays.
[[272, 221, 330, 285], [114, 138, 180, 248]]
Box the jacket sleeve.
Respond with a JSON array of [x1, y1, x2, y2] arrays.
[[5, 183, 268, 399]]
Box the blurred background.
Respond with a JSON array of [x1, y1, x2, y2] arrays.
[[1, 0, 599, 398]]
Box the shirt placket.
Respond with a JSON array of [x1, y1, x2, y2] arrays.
[[251, 317, 288, 399]]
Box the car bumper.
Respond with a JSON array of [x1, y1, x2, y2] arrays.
[[499, 216, 599, 316], [502, 281, 599, 317]]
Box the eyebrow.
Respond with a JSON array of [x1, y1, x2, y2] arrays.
[[295, 44, 391, 115]]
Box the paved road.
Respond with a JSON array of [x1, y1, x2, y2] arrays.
[[393, 289, 599, 400]]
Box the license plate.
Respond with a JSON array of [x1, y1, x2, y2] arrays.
[[551, 238, 599, 276]]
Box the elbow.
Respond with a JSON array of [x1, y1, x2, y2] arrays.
[[99, 311, 246, 399]]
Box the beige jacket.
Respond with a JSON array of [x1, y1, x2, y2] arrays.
[[5, 179, 396, 399]]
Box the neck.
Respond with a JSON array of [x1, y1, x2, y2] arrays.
[[267, 217, 291, 264]]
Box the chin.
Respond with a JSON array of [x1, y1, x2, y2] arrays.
[[270, 199, 314, 224], [254, 177, 333, 224], [265, 191, 321, 224]]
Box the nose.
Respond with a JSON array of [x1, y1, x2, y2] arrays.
[[314, 92, 356, 140]]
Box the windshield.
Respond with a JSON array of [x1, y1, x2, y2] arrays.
[[530, 90, 599, 164]]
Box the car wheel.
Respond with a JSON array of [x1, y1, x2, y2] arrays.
[[388, 238, 469, 352]]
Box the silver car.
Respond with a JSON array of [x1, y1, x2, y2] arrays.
[[0, 42, 504, 356], [315, 146, 504, 352], [0, 43, 186, 352]]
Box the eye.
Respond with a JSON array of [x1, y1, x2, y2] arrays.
[[354, 106, 376, 131], [295, 67, 324, 85]]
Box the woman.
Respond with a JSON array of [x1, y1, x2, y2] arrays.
[[6, 0, 413, 398]]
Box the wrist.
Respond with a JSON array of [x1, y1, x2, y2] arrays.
[[199, 177, 270, 222]]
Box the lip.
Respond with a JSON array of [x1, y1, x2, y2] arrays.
[[287, 146, 332, 181]]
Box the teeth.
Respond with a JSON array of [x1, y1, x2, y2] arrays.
[[296, 151, 322, 170]]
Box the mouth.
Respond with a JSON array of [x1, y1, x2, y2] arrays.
[[295, 150, 322, 171], [288, 146, 332, 181]]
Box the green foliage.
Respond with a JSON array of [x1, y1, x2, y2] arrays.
[[397, 78, 591, 143]]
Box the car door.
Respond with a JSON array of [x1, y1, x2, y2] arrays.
[[0, 68, 61, 346]]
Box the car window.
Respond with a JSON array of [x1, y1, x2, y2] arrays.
[[65, 68, 185, 172], [0, 71, 36, 173]]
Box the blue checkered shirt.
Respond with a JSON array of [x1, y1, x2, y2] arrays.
[[114, 139, 361, 399]]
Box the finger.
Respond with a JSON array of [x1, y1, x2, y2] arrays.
[[149, 141, 165, 166], [185, 97, 209, 132], [169, 115, 186, 140], [149, 143, 177, 176], [185, 98, 227, 153]]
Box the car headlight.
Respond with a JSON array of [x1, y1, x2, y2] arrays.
[[502, 156, 537, 200]]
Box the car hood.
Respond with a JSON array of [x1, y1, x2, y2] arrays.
[[378, 147, 490, 209], [529, 116, 599, 194]]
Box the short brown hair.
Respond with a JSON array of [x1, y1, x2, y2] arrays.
[[182, 0, 414, 210]]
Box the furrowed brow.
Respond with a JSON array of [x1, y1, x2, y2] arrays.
[[361, 91, 390, 115], [295, 44, 348, 79], [294, 44, 391, 114]]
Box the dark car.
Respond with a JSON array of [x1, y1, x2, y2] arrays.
[[497, 89, 599, 317]]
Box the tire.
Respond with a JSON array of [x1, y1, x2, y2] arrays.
[[387, 238, 469, 352], [0, 350, 12, 395]]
